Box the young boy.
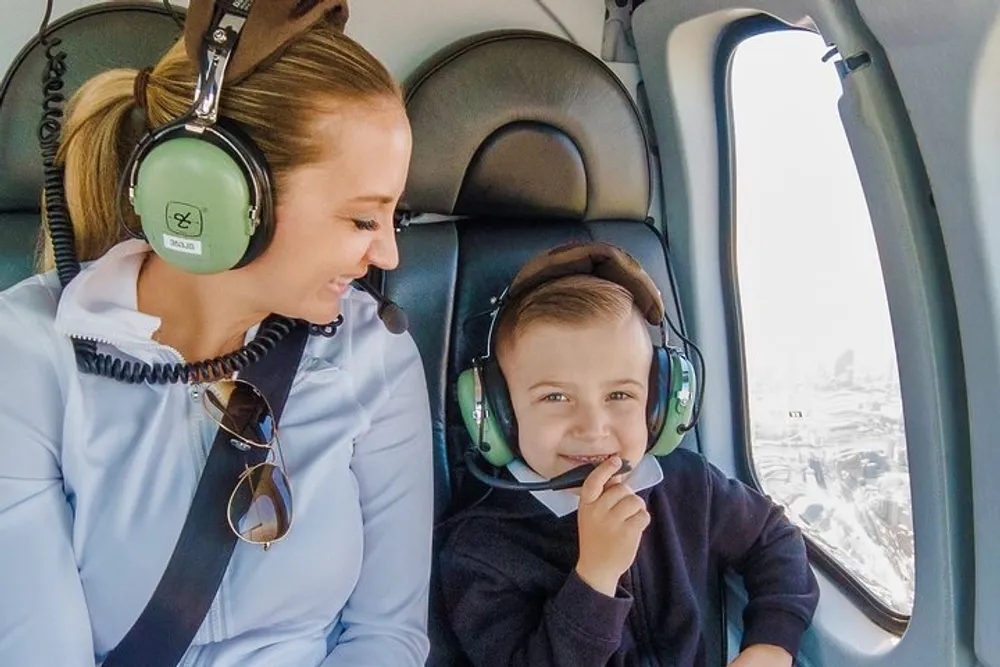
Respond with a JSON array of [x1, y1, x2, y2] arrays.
[[439, 242, 819, 667]]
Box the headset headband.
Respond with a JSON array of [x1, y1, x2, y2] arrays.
[[484, 241, 667, 357], [184, 0, 349, 86], [506, 241, 666, 325]]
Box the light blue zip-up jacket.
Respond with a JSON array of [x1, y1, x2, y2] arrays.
[[0, 240, 434, 666]]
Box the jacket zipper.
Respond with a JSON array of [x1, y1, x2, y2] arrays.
[[67, 332, 187, 365], [625, 565, 662, 667], [71, 333, 226, 651], [190, 380, 222, 648]]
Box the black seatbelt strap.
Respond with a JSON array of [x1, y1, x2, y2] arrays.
[[102, 319, 309, 667]]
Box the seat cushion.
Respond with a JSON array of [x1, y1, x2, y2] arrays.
[[401, 30, 651, 221], [0, 213, 40, 290]]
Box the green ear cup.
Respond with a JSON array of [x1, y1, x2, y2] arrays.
[[457, 367, 517, 467], [647, 348, 697, 456], [133, 137, 254, 274]]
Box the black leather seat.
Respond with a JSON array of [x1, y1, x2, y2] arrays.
[[383, 30, 714, 667], [0, 1, 182, 289]]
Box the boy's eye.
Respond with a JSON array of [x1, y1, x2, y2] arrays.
[[352, 218, 379, 232], [608, 391, 633, 401], [541, 393, 568, 403]]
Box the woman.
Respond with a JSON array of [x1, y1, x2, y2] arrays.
[[0, 3, 432, 666]]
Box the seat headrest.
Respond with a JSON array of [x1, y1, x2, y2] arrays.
[[401, 30, 651, 221], [0, 2, 182, 213]]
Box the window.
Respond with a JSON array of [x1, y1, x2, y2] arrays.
[[728, 26, 915, 619]]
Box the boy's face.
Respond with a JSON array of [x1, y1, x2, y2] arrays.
[[499, 312, 652, 480]]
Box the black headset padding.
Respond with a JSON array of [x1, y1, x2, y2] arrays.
[[216, 117, 275, 268], [646, 345, 671, 446], [132, 115, 275, 269], [480, 355, 519, 453]]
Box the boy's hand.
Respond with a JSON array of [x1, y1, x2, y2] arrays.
[[575, 456, 651, 597], [728, 644, 793, 667]]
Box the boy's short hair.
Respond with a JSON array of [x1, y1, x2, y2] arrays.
[[494, 274, 639, 360]]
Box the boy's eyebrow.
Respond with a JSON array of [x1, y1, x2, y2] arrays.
[[608, 379, 645, 389], [526, 379, 646, 392], [528, 380, 572, 392]]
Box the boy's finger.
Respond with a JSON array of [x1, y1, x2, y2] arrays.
[[609, 458, 635, 485], [624, 508, 651, 532], [579, 456, 623, 503], [608, 492, 646, 522], [589, 480, 633, 509]]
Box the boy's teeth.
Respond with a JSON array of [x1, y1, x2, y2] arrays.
[[569, 454, 612, 463]]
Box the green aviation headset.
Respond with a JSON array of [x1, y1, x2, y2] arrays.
[[125, 3, 273, 275], [457, 242, 701, 480]]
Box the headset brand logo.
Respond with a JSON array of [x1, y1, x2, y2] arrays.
[[166, 202, 204, 237]]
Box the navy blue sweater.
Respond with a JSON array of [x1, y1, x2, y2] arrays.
[[439, 449, 819, 667]]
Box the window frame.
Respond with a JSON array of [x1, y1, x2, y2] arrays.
[[714, 14, 911, 635]]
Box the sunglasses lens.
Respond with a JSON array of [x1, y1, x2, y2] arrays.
[[203, 379, 275, 446], [229, 463, 292, 545]]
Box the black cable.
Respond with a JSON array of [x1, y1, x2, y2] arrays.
[[162, 0, 185, 30], [37, 2, 79, 289], [533, 0, 578, 45], [77, 315, 308, 384], [433, 487, 494, 532], [665, 313, 705, 433]]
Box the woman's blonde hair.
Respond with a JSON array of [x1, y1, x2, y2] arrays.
[[495, 274, 638, 359], [39, 14, 400, 270]]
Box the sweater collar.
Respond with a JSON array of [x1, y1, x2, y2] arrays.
[[507, 454, 664, 518]]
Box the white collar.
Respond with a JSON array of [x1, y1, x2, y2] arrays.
[[507, 454, 664, 518], [50, 240, 304, 360], [53, 239, 161, 348]]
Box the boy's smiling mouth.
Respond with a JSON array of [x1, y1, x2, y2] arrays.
[[561, 453, 616, 464]]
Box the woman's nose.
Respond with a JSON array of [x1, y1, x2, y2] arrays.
[[366, 223, 400, 271]]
